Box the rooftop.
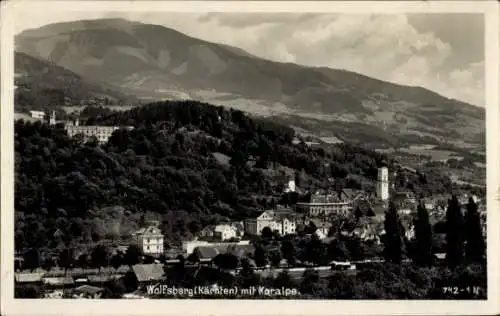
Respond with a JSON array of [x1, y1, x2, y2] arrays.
[[15, 272, 44, 283], [131, 264, 165, 282], [193, 246, 220, 259], [133, 226, 163, 236], [74, 285, 104, 295]]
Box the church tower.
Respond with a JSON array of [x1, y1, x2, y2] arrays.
[[376, 167, 389, 201], [49, 111, 56, 125]]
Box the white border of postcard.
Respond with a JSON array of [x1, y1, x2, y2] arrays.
[[1, 1, 499, 315]]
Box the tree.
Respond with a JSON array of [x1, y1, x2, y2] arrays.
[[281, 240, 296, 265], [22, 248, 41, 271], [261, 227, 273, 240], [445, 195, 465, 267], [143, 255, 155, 264], [186, 252, 200, 264], [327, 238, 350, 261], [305, 234, 327, 265], [366, 208, 376, 217], [110, 253, 123, 269], [254, 245, 268, 267], [383, 201, 404, 264], [230, 148, 246, 168], [269, 251, 282, 267], [77, 253, 90, 269], [465, 197, 485, 263], [91, 244, 109, 270], [354, 206, 363, 221], [239, 258, 254, 277], [413, 201, 433, 266], [305, 221, 318, 235], [300, 269, 320, 295], [14, 100, 446, 265], [273, 271, 296, 290], [59, 248, 75, 271], [102, 279, 126, 298], [15, 284, 45, 298], [238, 258, 260, 288], [213, 253, 239, 270], [41, 257, 55, 271], [124, 245, 142, 266]]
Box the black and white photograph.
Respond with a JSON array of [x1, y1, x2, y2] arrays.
[[1, 1, 499, 315]]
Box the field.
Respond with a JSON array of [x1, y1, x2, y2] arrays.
[[398, 147, 463, 162]]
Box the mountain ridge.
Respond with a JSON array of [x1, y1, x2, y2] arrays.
[[14, 51, 139, 112], [15, 18, 485, 148]]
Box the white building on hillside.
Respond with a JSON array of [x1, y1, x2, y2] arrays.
[[213, 224, 238, 241], [132, 221, 164, 257], [245, 209, 297, 236], [29, 110, 46, 119], [66, 125, 121, 143]]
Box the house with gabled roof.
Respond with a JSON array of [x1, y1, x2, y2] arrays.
[[132, 221, 164, 257], [213, 224, 238, 241], [244, 210, 277, 235], [295, 188, 365, 218], [130, 264, 165, 284], [200, 221, 245, 241], [15, 272, 45, 284], [244, 208, 298, 236], [192, 246, 220, 262]]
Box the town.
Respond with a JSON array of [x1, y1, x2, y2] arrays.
[[14, 105, 487, 300]]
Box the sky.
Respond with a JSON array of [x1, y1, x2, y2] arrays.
[[13, 11, 485, 106]]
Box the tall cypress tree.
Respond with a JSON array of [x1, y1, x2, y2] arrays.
[[383, 201, 404, 263], [414, 201, 433, 266], [445, 195, 464, 267], [465, 197, 485, 263]]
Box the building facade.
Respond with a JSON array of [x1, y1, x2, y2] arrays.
[[245, 211, 277, 235], [29, 110, 45, 119], [376, 167, 389, 201], [213, 224, 238, 241], [295, 190, 357, 217], [66, 125, 121, 143], [244, 210, 298, 236], [132, 222, 164, 257]]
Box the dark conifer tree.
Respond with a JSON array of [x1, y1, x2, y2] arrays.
[[383, 201, 404, 263], [465, 197, 485, 263], [445, 195, 464, 267], [413, 201, 433, 266], [354, 206, 363, 222]]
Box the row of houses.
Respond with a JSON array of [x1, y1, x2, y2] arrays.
[[109, 187, 483, 258], [15, 264, 165, 298]]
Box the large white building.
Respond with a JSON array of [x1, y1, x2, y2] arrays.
[[66, 125, 121, 143], [376, 167, 389, 201], [65, 119, 133, 143], [245, 210, 297, 236], [295, 189, 363, 217], [213, 224, 238, 241], [29, 110, 46, 119], [131, 221, 164, 257]]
